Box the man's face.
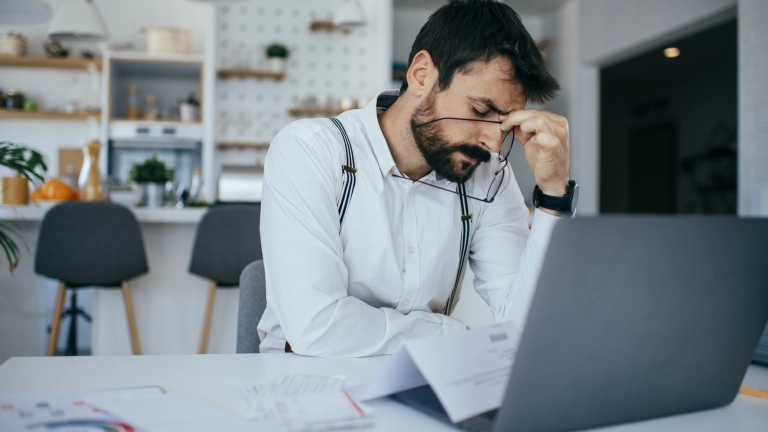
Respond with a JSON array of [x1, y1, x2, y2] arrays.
[[410, 56, 525, 183]]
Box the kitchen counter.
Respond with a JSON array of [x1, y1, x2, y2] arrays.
[[0, 204, 207, 224]]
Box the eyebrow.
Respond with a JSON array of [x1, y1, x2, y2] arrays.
[[468, 96, 514, 115]]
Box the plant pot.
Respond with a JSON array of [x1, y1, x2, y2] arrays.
[[268, 57, 285, 73], [141, 182, 165, 208], [1, 176, 29, 205]]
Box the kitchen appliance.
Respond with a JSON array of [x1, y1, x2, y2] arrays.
[[108, 121, 202, 193], [217, 165, 263, 203]]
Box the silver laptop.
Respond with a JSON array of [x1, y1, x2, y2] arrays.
[[392, 216, 768, 432]]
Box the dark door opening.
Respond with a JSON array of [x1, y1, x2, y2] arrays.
[[599, 19, 737, 215], [629, 123, 677, 213]]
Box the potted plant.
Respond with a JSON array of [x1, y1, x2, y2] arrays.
[[129, 153, 174, 208], [0, 140, 47, 271], [266, 43, 289, 73]]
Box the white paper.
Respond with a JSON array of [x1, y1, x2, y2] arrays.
[[407, 321, 522, 422], [243, 374, 372, 431], [0, 388, 161, 432], [256, 392, 371, 431], [87, 392, 260, 432], [359, 345, 428, 401], [362, 321, 522, 423], [251, 374, 346, 396]]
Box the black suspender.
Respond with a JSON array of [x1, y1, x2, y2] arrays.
[[443, 183, 471, 315], [328, 117, 471, 316], [330, 118, 357, 229]]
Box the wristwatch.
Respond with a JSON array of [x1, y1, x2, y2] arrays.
[[533, 180, 579, 216]]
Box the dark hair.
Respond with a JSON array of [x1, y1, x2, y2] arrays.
[[400, 0, 560, 105]]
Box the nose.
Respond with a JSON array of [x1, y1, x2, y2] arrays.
[[476, 123, 505, 154]]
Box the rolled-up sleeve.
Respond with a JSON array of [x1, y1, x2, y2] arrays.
[[259, 126, 466, 357]]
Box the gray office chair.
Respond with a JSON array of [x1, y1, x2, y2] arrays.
[[189, 204, 262, 353], [236, 260, 267, 353], [236, 260, 267, 354], [35, 202, 148, 356]]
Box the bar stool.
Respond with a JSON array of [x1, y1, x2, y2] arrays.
[[35, 202, 148, 356], [189, 204, 262, 354]]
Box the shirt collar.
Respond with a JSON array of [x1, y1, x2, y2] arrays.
[[362, 90, 399, 178], [362, 90, 447, 183]]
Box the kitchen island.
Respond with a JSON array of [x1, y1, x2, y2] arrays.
[[0, 204, 241, 359]]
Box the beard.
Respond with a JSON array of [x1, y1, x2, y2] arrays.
[[409, 89, 491, 184]]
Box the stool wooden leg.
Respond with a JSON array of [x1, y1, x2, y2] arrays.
[[46, 282, 67, 356], [121, 281, 142, 355], [198, 281, 218, 354]]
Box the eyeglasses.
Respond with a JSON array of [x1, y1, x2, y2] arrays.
[[393, 117, 514, 203]]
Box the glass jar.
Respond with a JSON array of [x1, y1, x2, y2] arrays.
[[6, 89, 24, 109], [126, 85, 140, 119], [144, 94, 158, 121]]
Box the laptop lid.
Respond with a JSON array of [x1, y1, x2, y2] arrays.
[[493, 216, 768, 432]]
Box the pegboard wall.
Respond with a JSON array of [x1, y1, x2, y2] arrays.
[[215, 0, 383, 162]]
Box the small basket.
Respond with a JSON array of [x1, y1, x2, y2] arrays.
[[147, 27, 190, 55]]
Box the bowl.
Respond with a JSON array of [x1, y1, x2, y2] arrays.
[[109, 188, 142, 207]]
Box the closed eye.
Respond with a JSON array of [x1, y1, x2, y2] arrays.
[[472, 107, 490, 117]]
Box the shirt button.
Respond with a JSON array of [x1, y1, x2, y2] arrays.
[[408, 246, 415, 254], [402, 300, 410, 306]]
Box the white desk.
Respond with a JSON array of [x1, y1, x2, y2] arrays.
[[1, 354, 767, 431]]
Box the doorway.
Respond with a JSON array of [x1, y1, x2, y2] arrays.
[[599, 19, 737, 214]]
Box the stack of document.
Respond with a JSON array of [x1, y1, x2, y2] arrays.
[[242, 374, 373, 431]]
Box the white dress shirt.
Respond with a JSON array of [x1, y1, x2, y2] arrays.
[[257, 91, 560, 356]]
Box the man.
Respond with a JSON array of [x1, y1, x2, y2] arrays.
[[257, 0, 576, 356]]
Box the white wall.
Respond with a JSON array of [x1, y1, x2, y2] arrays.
[[738, 0, 768, 216]]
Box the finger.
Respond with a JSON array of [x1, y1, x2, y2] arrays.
[[530, 132, 560, 157], [519, 115, 556, 137], [502, 109, 567, 131], [513, 125, 534, 145]]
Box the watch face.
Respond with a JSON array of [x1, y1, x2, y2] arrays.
[[570, 183, 579, 214]]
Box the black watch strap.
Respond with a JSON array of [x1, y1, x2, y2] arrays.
[[533, 181, 578, 216]]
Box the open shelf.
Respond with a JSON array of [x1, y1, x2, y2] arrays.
[[110, 118, 202, 125], [288, 107, 345, 117], [0, 55, 101, 70], [0, 109, 100, 120], [217, 69, 285, 80], [217, 142, 271, 150]]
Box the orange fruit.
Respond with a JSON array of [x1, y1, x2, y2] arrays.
[[43, 178, 74, 200], [30, 187, 46, 201]]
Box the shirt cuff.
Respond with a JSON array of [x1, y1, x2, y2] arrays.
[[528, 208, 561, 249], [441, 315, 468, 334]]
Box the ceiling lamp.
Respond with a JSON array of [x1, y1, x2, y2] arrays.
[[663, 47, 680, 58], [48, 0, 109, 39], [0, 0, 52, 25], [333, 0, 367, 30]]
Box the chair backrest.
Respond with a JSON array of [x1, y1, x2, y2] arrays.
[[236, 259, 266, 353], [189, 204, 262, 286], [35, 202, 149, 287]]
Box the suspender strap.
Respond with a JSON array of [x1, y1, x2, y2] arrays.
[[443, 182, 471, 315], [329, 116, 467, 314], [329, 118, 356, 229]]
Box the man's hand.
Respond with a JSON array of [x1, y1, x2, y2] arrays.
[[500, 109, 570, 209]]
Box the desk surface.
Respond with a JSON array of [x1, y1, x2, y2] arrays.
[[1, 354, 767, 431]]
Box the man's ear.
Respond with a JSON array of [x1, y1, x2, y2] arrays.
[[405, 50, 437, 98]]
